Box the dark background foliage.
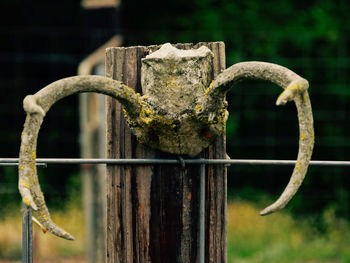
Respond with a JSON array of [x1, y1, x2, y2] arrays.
[[1, 0, 350, 219]]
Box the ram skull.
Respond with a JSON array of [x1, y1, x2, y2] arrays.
[[19, 43, 314, 240]]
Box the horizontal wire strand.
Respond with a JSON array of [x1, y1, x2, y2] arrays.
[[1, 158, 350, 166]]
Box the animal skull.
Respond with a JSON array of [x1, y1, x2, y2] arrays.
[[19, 43, 314, 240], [127, 43, 227, 156]]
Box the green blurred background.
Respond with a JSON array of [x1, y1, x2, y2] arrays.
[[1, 0, 350, 261]]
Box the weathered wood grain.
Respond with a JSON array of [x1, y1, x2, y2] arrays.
[[106, 42, 226, 263]]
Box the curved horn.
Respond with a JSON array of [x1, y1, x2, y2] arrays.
[[19, 75, 141, 240], [204, 62, 314, 216]]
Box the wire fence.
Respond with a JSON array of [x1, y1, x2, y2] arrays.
[[3, 158, 350, 167], [5, 156, 350, 263]]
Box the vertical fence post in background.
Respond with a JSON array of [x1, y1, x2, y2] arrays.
[[79, 35, 122, 263], [22, 203, 33, 263], [106, 42, 227, 263]]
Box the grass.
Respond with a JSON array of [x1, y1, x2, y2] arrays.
[[227, 200, 350, 263], [1, 200, 350, 262], [0, 202, 86, 262]]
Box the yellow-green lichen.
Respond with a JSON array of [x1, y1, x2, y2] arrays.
[[39, 213, 49, 221], [161, 76, 181, 91], [277, 81, 305, 104], [29, 161, 36, 173], [118, 85, 139, 104], [125, 85, 136, 93], [295, 161, 302, 172], [22, 197, 31, 206], [289, 81, 304, 92], [195, 104, 202, 114], [207, 106, 228, 125], [123, 93, 176, 137], [276, 90, 287, 103], [20, 180, 30, 188], [204, 81, 214, 98], [292, 178, 301, 185], [303, 91, 309, 101], [139, 105, 154, 125]]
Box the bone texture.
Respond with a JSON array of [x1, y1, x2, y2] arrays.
[[198, 61, 314, 215], [19, 75, 141, 240]]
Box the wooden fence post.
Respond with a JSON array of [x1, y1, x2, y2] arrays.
[[105, 42, 227, 263]]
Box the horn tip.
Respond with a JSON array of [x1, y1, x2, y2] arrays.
[[260, 204, 282, 216], [259, 209, 273, 216], [60, 231, 75, 241], [66, 235, 75, 241]]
